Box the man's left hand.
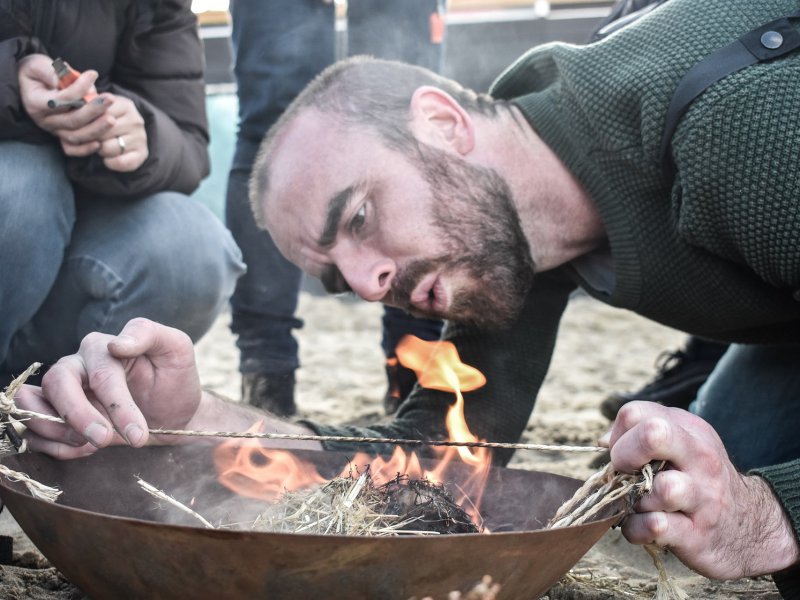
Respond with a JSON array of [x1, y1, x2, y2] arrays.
[[605, 401, 800, 579]]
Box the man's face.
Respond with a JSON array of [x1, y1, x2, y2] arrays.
[[264, 110, 533, 329]]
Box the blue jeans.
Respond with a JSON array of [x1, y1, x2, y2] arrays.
[[226, 0, 335, 375], [226, 0, 445, 376], [0, 141, 244, 373], [691, 343, 800, 471]]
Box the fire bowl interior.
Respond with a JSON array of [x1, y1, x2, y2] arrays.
[[0, 446, 622, 600]]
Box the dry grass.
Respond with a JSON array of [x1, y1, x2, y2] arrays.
[[225, 468, 478, 536]]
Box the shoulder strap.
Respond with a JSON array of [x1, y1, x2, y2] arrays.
[[660, 11, 800, 180]]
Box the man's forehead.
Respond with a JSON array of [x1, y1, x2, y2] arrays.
[[267, 112, 337, 217], [269, 110, 339, 190], [265, 110, 362, 264]]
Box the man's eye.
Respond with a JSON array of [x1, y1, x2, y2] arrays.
[[349, 204, 366, 232]]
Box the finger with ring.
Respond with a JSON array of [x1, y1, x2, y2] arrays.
[[116, 135, 126, 155]]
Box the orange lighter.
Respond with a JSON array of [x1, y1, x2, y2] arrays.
[[48, 57, 97, 108]]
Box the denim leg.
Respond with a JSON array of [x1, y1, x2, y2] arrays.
[[2, 193, 244, 372], [691, 343, 800, 471], [226, 0, 334, 375], [226, 165, 304, 374], [0, 142, 75, 365], [229, 0, 335, 150]]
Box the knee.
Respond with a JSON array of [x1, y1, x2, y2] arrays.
[[151, 193, 244, 285], [135, 194, 244, 339], [69, 192, 243, 341]]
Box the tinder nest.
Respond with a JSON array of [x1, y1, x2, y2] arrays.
[[245, 467, 479, 536]]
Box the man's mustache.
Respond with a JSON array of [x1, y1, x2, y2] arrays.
[[389, 256, 450, 309]]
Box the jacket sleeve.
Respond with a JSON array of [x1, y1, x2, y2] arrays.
[[301, 271, 576, 467], [0, 36, 52, 144], [749, 460, 800, 597], [66, 0, 210, 199]]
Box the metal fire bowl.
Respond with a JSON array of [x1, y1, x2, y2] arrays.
[[0, 446, 622, 599]]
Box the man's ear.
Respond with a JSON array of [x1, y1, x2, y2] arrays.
[[409, 86, 475, 155]]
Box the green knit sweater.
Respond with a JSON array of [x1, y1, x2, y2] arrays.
[[492, 0, 800, 592], [308, 0, 800, 592], [493, 0, 800, 341]]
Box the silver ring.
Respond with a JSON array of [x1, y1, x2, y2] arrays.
[[116, 135, 126, 155]]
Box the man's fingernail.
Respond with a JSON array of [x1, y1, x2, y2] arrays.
[[66, 429, 87, 446], [113, 334, 137, 347], [653, 512, 669, 536], [91, 97, 105, 105], [123, 423, 145, 446], [84, 422, 109, 447], [598, 430, 611, 446]]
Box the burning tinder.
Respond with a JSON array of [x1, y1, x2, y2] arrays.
[[213, 336, 493, 536], [245, 466, 478, 536]]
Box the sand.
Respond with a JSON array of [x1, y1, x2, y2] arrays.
[[0, 291, 783, 598]]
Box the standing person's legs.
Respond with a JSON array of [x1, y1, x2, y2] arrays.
[[691, 343, 800, 471], [0, 142, 76, 373], [2, 192, 243, 373], [226, 0, 335, 415]]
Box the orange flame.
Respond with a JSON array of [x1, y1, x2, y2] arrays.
[[395, 335, 486, 393], [214, 421, 326, 500], [214, 335, 494, 528], [396, 336, 493, 517]]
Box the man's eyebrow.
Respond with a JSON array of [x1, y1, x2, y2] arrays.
[[317, 186, 356, 248]]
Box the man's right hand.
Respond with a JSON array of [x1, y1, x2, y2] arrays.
[[15, 318, 323, 460], [16, 318, 203, 459]]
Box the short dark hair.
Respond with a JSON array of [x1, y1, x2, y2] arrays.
[[249, 56, 498, 227]]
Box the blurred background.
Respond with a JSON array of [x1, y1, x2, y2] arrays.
[[190, 0, 614, 218]]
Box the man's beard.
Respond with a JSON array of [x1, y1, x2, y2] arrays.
[[391, 142, 534, 330]]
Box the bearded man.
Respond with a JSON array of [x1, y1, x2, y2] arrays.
[[16, 0, 800, 593]]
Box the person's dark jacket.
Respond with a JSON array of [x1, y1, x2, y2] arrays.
[[0, 0, 209, 198]]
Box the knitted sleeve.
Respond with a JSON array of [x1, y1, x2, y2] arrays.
[[749, 460, 800, 596], [301, 271, 576, 466]]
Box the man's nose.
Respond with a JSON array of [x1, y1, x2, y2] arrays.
[[341, 255, 396, 302]]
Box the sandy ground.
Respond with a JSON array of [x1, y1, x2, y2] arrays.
[[0, 291, 782, 598]]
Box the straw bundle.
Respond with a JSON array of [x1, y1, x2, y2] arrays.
[[238, 467, 479, 536]]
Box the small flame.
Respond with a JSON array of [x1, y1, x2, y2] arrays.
[[396, 336, 493, 517], [214, 421, 326, 501], [395, 335, 485, 393], [214, 336, 494, 528], [396, 335, 487, 463]]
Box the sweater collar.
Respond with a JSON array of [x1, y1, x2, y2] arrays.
[[509, 90, 643, 309]]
